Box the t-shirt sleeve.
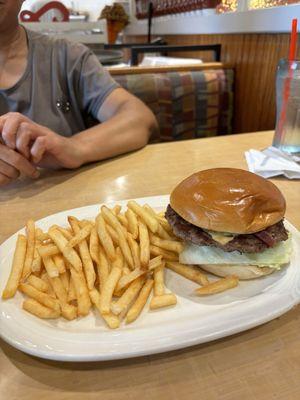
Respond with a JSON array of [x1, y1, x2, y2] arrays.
[[65, 41, 120, 120]]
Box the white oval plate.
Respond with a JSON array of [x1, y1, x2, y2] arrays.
[[1, 195, 300, 362]]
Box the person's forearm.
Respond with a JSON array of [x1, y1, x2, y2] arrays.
[[70, 101, 158, 166]]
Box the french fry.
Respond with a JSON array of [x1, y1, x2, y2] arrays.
[[111, 276, 145, 315], [101, 206, 127, 236], [47, 276, 68, 304], [96, 214, 116, 262], [89, 227, 100, 264], [149, 255, 163, 271], [2, 235, 27, 299], [117, 214, 128, 228], [101, 205, 122, 231], [89, 289, 120, 329], [195, 276, 239, 295], [97, 246, 111, 293], [48, 275, 77, 320], [106, 224, 119, 246], [101, 206, 133, 267], [115, 226, 134, 269], [23, 298, 61, 319], [112, 205, 122, 215], [116, 268, 146, 292], [41, 272, 56, 298], [138, 219, 150, 268], [128, 201, 159, 233], [67, 275, 77, 302], [143, 204, 156, 217], [60, 303, 77, 320], [67, 221, 93, 248], [156, 216, 173, 235], [48, 227, 82, 272], [56, 226, 73, 241], [26, 275, 49, 293], [70, 267, 91, 316], [19, 283, 61, 312], [156, 224, 172, 240], [53, 254, 66, 274], [126, 279, 154, 324], [143, 205, 172, 239], [150, 245, 178, 261], [22, 219, 35, 279], [79, 219, 94, 228], [166, 262, 209, 286], [153, 261, 165, 296], [150, 293, 177, 310], [60, 271, 70, 293], [127, 233, 141, 269], [122, 265, 131, 276], [100, 253, 123, 314], [35, 228, 50, 242], [38, 244, 60, 258], [68, 217, 96, 291], [149, 234, 184, 254], [42, 256, 59, 278], [31, 239, 42, 272], [125, 208, 138, 239]]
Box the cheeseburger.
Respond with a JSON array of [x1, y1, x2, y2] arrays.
[[165, 168, 292, 280]]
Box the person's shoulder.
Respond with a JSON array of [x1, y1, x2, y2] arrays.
[[25, 27, 91, 60]]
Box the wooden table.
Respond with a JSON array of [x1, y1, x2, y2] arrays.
[[1, 131, 299, 400]]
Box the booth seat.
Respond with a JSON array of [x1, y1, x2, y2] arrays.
[[108, 63, 234, 142]]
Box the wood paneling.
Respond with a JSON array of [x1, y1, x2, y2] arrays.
[[126, 33, 300, 133]]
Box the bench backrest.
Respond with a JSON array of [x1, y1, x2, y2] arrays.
[[109, 64, 234, 142]]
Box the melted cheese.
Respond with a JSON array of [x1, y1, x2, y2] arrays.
[[205, 230, 236, 245]]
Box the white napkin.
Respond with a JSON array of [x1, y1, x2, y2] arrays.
[[245, 146, 300, 179]]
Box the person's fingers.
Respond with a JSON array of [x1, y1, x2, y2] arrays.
[[0, 159, 20, 179], [30, 136, 48, 164], [0, 143, 39, 179], [16, 122, 41, 159], [0, 173, 12, 186], [1, 113, 24, 149], [0, 116, 7, 136]]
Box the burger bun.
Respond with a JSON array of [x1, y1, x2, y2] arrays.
[[199, 264, 275, 280], [170, 168, 286, 234]]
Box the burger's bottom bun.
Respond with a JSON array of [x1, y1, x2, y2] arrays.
[[199, 264, 276, 280]]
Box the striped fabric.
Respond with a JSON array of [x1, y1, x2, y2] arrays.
[[113, 69, 234, 142]]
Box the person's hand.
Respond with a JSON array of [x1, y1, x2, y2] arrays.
[[0, 141, 40, 186], [0, 112, 84, 170]]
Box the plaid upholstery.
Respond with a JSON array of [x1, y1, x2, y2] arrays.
[[113, 69, 234, 142]]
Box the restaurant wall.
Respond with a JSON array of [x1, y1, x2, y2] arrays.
[[126, 33, 300, 134]]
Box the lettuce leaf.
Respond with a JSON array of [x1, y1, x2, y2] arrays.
[[179, 235, 292, 269]]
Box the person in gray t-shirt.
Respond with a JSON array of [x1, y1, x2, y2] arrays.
[[0, 1, 158, 186]]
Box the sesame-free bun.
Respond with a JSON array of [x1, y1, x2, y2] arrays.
[[199, 264, 275, 280], [170, 168, 286, 234]]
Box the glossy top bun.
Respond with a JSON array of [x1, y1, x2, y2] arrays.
[[170, 168, 286, 234]]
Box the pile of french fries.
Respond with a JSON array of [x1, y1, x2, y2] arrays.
[[2, 201, 239, 329]]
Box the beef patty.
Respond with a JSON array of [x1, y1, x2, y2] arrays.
[[165, 205, 288, 254]]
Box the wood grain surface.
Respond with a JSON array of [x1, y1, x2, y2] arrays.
[[1, 131, 300, 400], [108, 62, 229, 75], [126, 33, 300, 134]]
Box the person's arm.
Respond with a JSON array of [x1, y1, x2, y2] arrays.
[[0, 88, 158, 171], [31, 88, 158, 168]]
